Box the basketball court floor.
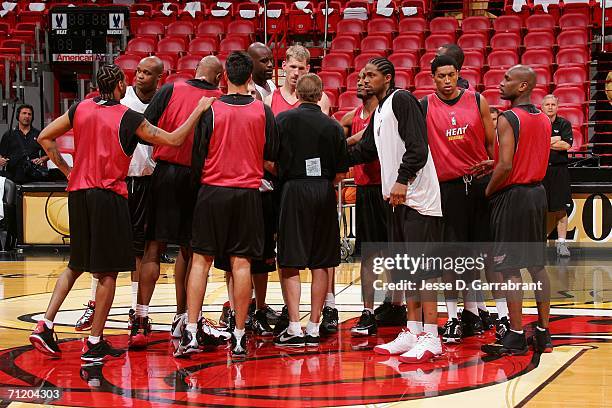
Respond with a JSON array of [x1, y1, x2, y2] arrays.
[[0, 249, 609, 407]]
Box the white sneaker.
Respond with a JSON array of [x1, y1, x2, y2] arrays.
[[373, 329, 418, 355], [398, 332, 443, 364], [201, 318, 232, 341], [171, 313, 187, 338]]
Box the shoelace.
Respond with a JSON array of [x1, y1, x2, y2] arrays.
[[80, 305, 94, 319], [391, 330, 413, 345]]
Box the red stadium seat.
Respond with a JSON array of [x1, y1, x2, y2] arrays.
[[553, 86, 585, 105], [178, 1, 207, 21], [152, 3, 180, 26], [483, 69, 506, 89], [419, 51, 437, 69], [414, 71, 434, 89], [395, 70, 414, 89], [398, 17, 427, 34], [321, 53, 353, 74], [346, 71, 360, 91], [460, 68, 481, 88], [556, 47, 589, 66], [361, 35, 391, 54], [134, 21, 165, 38], [188, 37, 218, 55], [525, 13, 555, 32], [557, 30, 588, 48], [430, 17, 458, 34], [554, 66, 588, 87], [490, 32, 521, 50], [531, 87, 548, 106], [569, 127, 585, 152], [114, 54, 141, 73], [227, 20, 256, 37], [557, 106, 585, 128], [458, 33, 487, 51], [482, 89, 509, 109], [487, 50, 519, 69], [533, 66, 551, 87], [209, 2, 235, 29], [265, 2, 288, 35], [561, 3, 591, 20], [368, 17, 398, 41], [463, 50, 485, 70], [319, 71, 346, 95], [393, 34, 423, 51], [399, 1, 426, 18], [425, 33, 455, 51], [355, 52, 386, 70], [325, 90, 338, 110], [524, 31, 554, 49], [559, 13, 589, 31], [337, 19, 366, 40], [521, 49, 553, 67], [412, 89, 434, 99], [331, 36, 360, 55], [196, 21, 225, 37], [156, 37, 186, 55], [126, 37, 156, 55], [316, 1, 342, 35], [219, 37, 246, 53], [177, 55, 204, 73], [333, 110, 351, 121], [339, 91, 361, 110], [289, 1, 315, 34], [388, 52, 419, 72], [493, 15, 522, 33], [166, 21, 195, 38], [461, 16, 490, 35], [157, 54, 176, 72], [165, 72, 192, 84]]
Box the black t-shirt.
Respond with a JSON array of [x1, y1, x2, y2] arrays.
[[0, 126, 44, 183], [548, 115, 573, 166], [277, 103, 349, 181], [68, 97, 145, 156]]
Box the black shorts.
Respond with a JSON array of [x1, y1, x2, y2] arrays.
[[355, 184, 388, 248], [192, 185, 264, 259], [214, 190, 277, 274], [146, 161, 197, 247], [127, 175, 151, 257], [278, 179, 340, 269], [440, 176, 491, 242], [542, 165, 572, 213], [68, 189, 135, 273], [490, 184, 547, 272]]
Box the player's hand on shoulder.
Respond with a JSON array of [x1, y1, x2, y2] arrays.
[[197, 96, 216, 113]]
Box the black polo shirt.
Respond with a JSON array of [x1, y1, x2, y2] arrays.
[[276, 103, 349, 181], [0, 126, 44, 182], [549, 115, 573, 166]]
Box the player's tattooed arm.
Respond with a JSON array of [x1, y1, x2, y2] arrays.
[[37, 111, 72, 177]]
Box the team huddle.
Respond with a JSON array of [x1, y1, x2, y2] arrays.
[[27, 42, 554, 364]]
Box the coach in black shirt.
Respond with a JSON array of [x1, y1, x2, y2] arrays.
[[541, 94, 573, 257]]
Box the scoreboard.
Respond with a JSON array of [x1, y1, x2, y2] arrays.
[[49, 6, 130, 62]]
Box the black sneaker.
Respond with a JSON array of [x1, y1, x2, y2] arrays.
[[305, 333, 320, 347], [81, 339, 125, 362], [319, 306, 339, 335], [481, 330, 529, 356], [350, 309, 377, 337], [374, 301, 392, 317], [231, 332, 248, 360], [80, 363, 103, 388], [29, 321, 61, 357], [273, 305, 289, 336], [219, 302, 231, 327], [197, 317, 232, 347], [245, 300, 256, 330], [461, 309, 484, 337], [261, 304, 281, 326], [442, 318, 462, 344], [251, 309, 274, 336], [534, 328, 553, 353], [479, 309, 495, 330], [495, 316, 510, 341], [274, 328, 305, 347], [375, 304, 407, 327], [160, 252, 175, 264], [174, 329, 199, 358], [223, 309, 236, 334], [127, 308, 136, 330]]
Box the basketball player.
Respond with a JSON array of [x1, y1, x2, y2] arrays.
[[248, 42, 276, 99], [28, 65, 214, 362], [131, 56, 225, 349], [437, 44, 470, 89], [339, 69, 387, 337], [541, 94, 573, 257], [481, 65, 553, 356], [75, 56, 164, 332], [490, 107, 500, 128], [349, 58, 444, 363], [274, 73, 348, 348], [264, 45, 331, 115], [175, 51, 278, 359], [423, 55, 505, 343]]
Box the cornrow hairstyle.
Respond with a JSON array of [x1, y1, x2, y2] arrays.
[[97, 64, 125, 100], [368, 57, 396, 96]]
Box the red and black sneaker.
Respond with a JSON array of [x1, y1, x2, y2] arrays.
[[81, 338, 125, 362], [29, 321, 61, 358], [128, 316, 152, 349], [534, 328, 553, 353], [75, 300, 95, 331]]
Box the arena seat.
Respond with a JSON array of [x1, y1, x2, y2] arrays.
[[461, 16, 490, 35], [126, 37, 156, 56], [482, 89, 509, 109], [557, 106, 585, 128], [556, 47, 590, 66], [156, 37, 186, 55], [166, 21, 195, 38], [338, 91, 361, 110], [558, 30, 588, 48], [196, 21, 225, 37], [457, 33, 488, 51], [521, 49, 554, 68], [524, 31, 555, 49], [429, 17, 458, 34], [288, 1, 315, 35], [412, 88, 434, 99], [134, 21, 165, 38], [331, 36, 360, 55], [188, 37, 218, 55], [361, 35, 391, 55], [319, 71, 346, 97], [321, 53, 354, 74], [554, 66, 588, 88], [414, 71, 435, 89], [177, 55, 204, 73], [492, 15, 522, 34], [114, 54, 141, 73], [355, 52, 386, 70], [559, 13, 589, 31], [462, 50, 485, 70], [425, 33, 455, 51], [164, 72, 192, 84], [316, 1, 342, 35], [483, 69, 506, 89], [337, 19, 366, 41], [487, 50, 519, 69], [388, 52, 419, 72], [460, 68, 481, 88], [490, 32, 521, 50], [525, 13, 555, 32], [346, 71, 360, 90], [398, 17, 427, 34], [393, 34, 423, 51], [553, 86, 585, 106], [394, 70, 413, 89]]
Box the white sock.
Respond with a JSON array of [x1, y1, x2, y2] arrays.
[[91, 277, 98, 300], [136, 304, 149, 318], [186, 323, 197, 334], [464, 301, 479, 315], [234, 328, 245, 340], [495, 298, 509, 319], [557, 238, 565, 243], [424, 324, 438, 336], [365, 308, 374, 314], [288, 321, 302, 336], [536, 326, 547, 332], [406, 320, 422, 334], [306, 321, 319, 336], [446, 299, 458, 320], [131, 282, 139, 310], [510, 329, 524, 335], [42, 318, 53, 329], [88, 335, 100, 344], [477, 301, 488, 312], [324, 293, 336, 309]]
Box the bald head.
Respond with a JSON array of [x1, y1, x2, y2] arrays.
[[508, 65, 537, 90], [500, 64, 538, 103], [247, 42, 270, 56], [140, 56, 164, 75], [195, 55, 224, 86], [247, 42, 273, 85], [135, 56, 164, 93]]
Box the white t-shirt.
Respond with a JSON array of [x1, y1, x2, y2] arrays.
[[254, 79, 276, 100], [121, 86, 155, 177]]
